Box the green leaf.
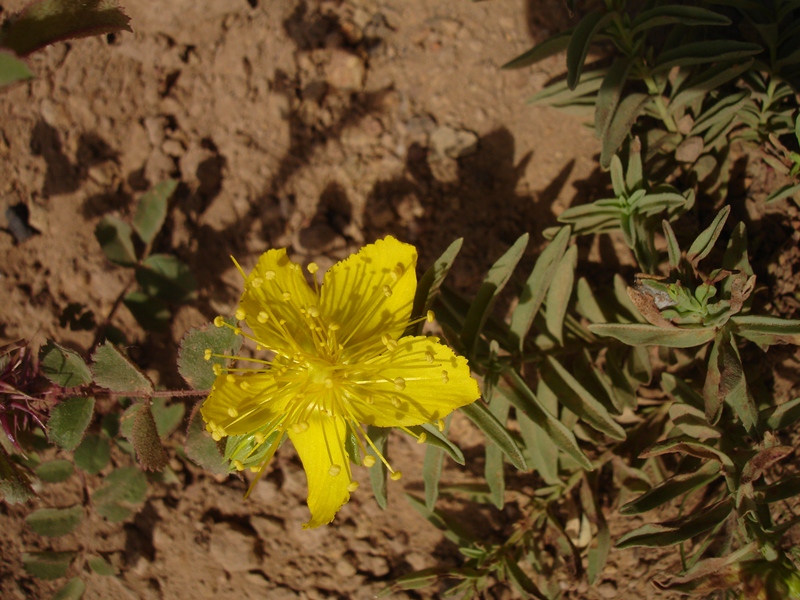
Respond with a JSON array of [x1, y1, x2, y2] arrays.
[[133, 179, 177, 245], [761, 396, 800, 431], [702, 334, 724, 424], [485, 391, 510, 509], [766, 182, 800, 204], [527, 68, 607, 106], [460, 233, 528, 359], [91, 341, 153, 394], [654, 41, 763, 72], [87, 555, 115, 576], [405, 493, 478, 546], [367, 425, 390, 510], [575, 277, 607, 324], [460, 400, 527, 471], [409, 421, 464, 465], [589, 323, 716, 348], [48, 396, 95, 451], [630, 5, 730, 34], [136, 254, 197, 304], [73, 434, 110, 474], [95, 216, 137, 267], [616, 499, 732, 548], [502, 30, 572, 69], [504, 556, 548, 599], [601, 93, 651, 169], [92, 466, 147, 522], [40, 341, 92, 388], [151, 397, 185, 438], [0, 445, 35, 503], [509, 226, 571, 351], [500, 370, 592, 470], [25, 505, 83, 538], [35, 459, 74, 483], [0, 50, 33, 87], [544, 245, 577, 345], [662, 220, 681, 270], [620, 461, 721, 515], [131, 402, 168, 471], [641, 436, 735, 474], [52, 577, 86, 600], [543, 357, 625, 440], [183, 404, 228, 475], [122, 291, 170, 332], [178, 318, 243, 390], [595, 57, 632, 139], [422, 416, 449, 510], [566, 11, 614, 90], [22, 551, 75, 580], [670, 60, 754, 113], [0, 0, 132, 56], [731, 315, 800, 346], [409, 238, 462, 336]]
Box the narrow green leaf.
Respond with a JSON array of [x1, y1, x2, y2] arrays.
[[91, 341, 153, 394], [35, 459, 74, 483], [566, 11, 614, 90], [367, 425, 389, 510], [409, 238, 462, 336], [25, 505, 84, 538], [544, 357, 625, 440], [631, 5, 730, 34], [509, 226, 571, 351], [589, 323, 716, 347], [661, 373, 704, 411], [544, 245, 577, 345], [22, 551, 75, 580], [601, 93, 651, 169], [501, 30, 572, 69], [575, 277, 607, 324], [595, 57, 632, 138], [73, 434, 110, 474], [133, 179, 177, 245], [131, 402, 168, 471], [582, 475, 610, 585], [95, 215, 137, 267], [48, 396, 95, 451], [460, 234, 528, 359], [518, 378, 560, 483], [136, 254, 197, 304], [641, 436, 735, 473], [405, 493, 478, 545], [92, 466, 147, 522], [122, 291, 170, 332], [0, 50, 33, 87], [178, 318, 243, 390], [670, 60, 754, 113], [422, 416, 449, 510], [765, 182, 800, 204], [723, 336, 758, 433], [731, 315, 800, 346], [620, 461, 721, 515], [460, 401, 527, 471], [500, 371, 592, 470], [662, 220, 681, 270], [40, 341, 92, 388], [52, 577, 86, 600], [527, 68, 606, 106], [616, 499, 732, 548], [184, 404, 228, 475], [702, 334, 724, 424], [504, 556, 548, 599], [87, 555, 115, 576], [654, 41, 763, 72], [690, 91, 750, 136], [486, 392, 510, 509], [761, 396, 800, 431]]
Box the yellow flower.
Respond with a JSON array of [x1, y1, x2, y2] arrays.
[[201, 236, 480, 528]]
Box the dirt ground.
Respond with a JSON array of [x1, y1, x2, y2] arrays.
[[0, 0, 704, 598]]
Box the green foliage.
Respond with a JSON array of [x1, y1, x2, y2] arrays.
[[87, 555, 115, 576], [92, 466, 147, 522], [22, 551, 75, 580], [183, 404, 228, 475], [40, 342, 92, 388], [178, 317, 243, 390], [91, 342, 153, 394], [52, 577, 86, 600], [73, 434, 110, 474], [25, 505, 84, 538], [35, 459, 74, 483], [0, 50, 32, 86], [47, 397, 95, 451]]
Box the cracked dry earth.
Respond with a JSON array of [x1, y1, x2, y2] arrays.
[[0, 0, 697, 598]]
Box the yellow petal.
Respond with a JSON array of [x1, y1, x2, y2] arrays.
[[320, 236, 417, 354], [347, 336, 480, 427], [239, 248, 319, 355], [200, 372, 291, 436], [289, 413, 353, 529]]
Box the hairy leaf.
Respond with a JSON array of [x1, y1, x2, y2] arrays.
[[184, 403, 228, 475], [22, 551, 75, 580], [566, 11, 614, 90], [92, 467, 147, 522], [502, 30, 572, 70], [460, 400, 527, 471], [91, 341, 153, 394], [25, 505, 83, 538], [40, 341, 92, 388], [589, 323, 716, 347], [409, 238, 462, 336], [52, 577, 86, 600], [545, 245, 577, 345], [48, 396, 95, 451], [178, 318, 243, 390], [74, 434, 110, 474], [620, 461, 721, 515], [630, 5, 730, 34], [616, 499, 732, 548], [133, 179, 177, 245]]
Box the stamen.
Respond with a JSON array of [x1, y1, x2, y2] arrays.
[[226, 374, 236, 383], [391, 396, 402, 408], [227, 407, 239, 418], [307, 262, 319, 275], [264, 269, 276, 280], [254, 432, 265, 444], [394, 377, 406, 391], [441, 370, 449, 384], [347, 481, 359, 492], [308, 306, 320, 318], [417, 432, 427, 444], [257, 311, 268, 323], [213, 364, 222, 376], [252, 277, 264, 288], [214, 316, 225, 327], [235, 308, 246, 321], [382, 285, 392, 298], [425, 350, 435, 363], [233, 460, 245, 471], [204, 348, 212, 361], [282, 291, 291, 301], [426, 310, 435, 322], [437, 419, 445, 432], [390, 471, 403, 481], [291, 422, 309, 433], [363, 455, 376, 467], [328, 464, 342, 476]]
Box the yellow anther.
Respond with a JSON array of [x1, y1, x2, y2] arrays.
[[417, 432, 427, 444], [256, 344, 263, 351], [382, 285, 392, 298], [308, 306, 320, 318], [211, 431, 222, 441], [292, 422, 310, 433], [328, 464, 341, 477], [240, 381, 250, 391], [235, 308, 246, 321], [363, 455, 376, 467], [213, 316, 225, 327], [226, 374, 236, 383], [250, 466, 260, 473], [328, 322, 341, 331], [437, 419, 445, 432], [234, 328, 242, 335], [251, 277, 264, 288], [391, 396, 402, 408], [204, 348, 212, 361], [441, 370, 449, 384], [426, 310, 435, 323], [347, 481, 360, 492], [364, 396, 374, 405], [213, 363, 222, 376], [425, 350, 435, 363], [227, 407, 239, 418], [381, 333, 398, 351], [257, 311, 268, 323], [324, 378, 334, 389], [307, 262, 319, 274], [390, 471, 403, 481], [264, 270, 276, 280], [394, 377, 406, 391], [233, 460, 244, 471], [282, 291, 292, 301], [254, 432, 265, 444]]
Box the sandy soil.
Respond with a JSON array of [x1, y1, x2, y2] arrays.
[[0, 1, 693, 598]]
